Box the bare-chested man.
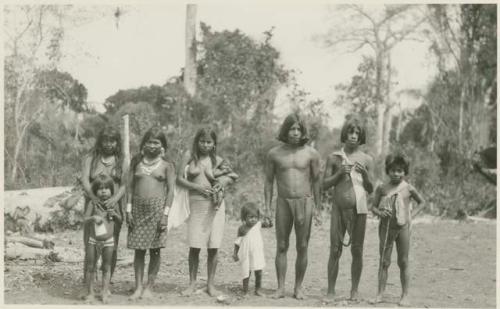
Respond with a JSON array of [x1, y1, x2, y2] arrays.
[[322, 117, 373, 301], [264, 113, 321, 300]]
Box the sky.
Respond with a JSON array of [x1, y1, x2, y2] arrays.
[[58, 4, 437, 127]]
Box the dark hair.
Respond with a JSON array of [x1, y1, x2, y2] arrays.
[[277, 113, 309, 146], [90, 126, 123, 180], [131, 126, 169, 172], [191, 127, 217, 166], [91, 174, 115, 196], [340, 118, 366, 145], [385, 153, 410, 175], [240, 202, 260, 221]]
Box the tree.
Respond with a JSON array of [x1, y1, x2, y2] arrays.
[[184, 4, 197, 97], [320, 4, 427, 157]]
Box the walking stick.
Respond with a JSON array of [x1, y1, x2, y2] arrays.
[[379, 194, 397, 270]]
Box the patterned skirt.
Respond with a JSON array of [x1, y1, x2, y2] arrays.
[[127, 196, 167, 250]]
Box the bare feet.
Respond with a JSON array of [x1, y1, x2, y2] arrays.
[[207, 285, 222, 297], [141, 287, 153, 299], [349, 290, 360, 301], [83, 294, 95, 303], [271, 288, 286, 299], [369, 295, 384, 304], [181, 284, 197, 296], [293, 288, 307, 300], [322, 292, 336, 303], [255, 289, 265, 297], [129, 287, 142, 301], [399, 295, 410, 307]]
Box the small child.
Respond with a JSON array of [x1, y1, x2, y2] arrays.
[[371, 153, 424, 307], [83, 174, 122, 303], [204, 159, 238, 210], [233, 202, 265, 296]]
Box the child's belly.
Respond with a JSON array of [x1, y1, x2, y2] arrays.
[[332, 181, 357, 209]]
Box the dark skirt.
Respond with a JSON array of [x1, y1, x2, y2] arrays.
[[127, 196, 167, 250]]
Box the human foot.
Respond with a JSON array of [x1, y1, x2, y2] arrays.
[[181, 284, 197, 296], [207, 285, 222, 297], [349, 290, 360, 301], [322, 292, 336, 303], [83, 294, 96, 303], [271, 288, 286, 299], [141, 287, 154, 299], [369, 295, 384, 304], [255, 289, 265, 297], [399, 295, 410, 307], [128, 287, 142, 301], [293, 288, 307, 300]]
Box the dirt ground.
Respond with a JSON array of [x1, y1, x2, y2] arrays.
[[4, 216, 496, 307]]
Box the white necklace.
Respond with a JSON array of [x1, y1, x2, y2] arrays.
[[101, 156, 115, 166], [140, 157, 161, 175]]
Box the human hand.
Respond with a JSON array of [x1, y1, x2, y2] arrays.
[[93, 215, 103, 224], [126, 212, 134, 229], [354, 162, 367, 176], [159, 214, 168, 231], [233, 254, 239, 262], [196, 185, 214, 198], [341, 164, 354, 175], [103, 196, 119, 209], [378, 208, 392, 218]]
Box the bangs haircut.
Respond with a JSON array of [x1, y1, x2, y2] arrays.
[[340, 118, 366, 145], [385, 153, 410, 175], [191, 127, 217, 166], [277, 113, 309, 146], [91, 174, 115, 196], [96, 125, 122, 156], [131, 126, 169, 172], [240, 202, 260, 221]]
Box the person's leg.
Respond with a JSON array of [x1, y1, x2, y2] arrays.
[[101, 246, 114, 303], [207, 248, 221, 296], [326, 204, 345, 300], [242, 276, 250, 295], [375, 220, 395, 303], [350, 213, 367, 300], [142, 248, 161, 298], [129, 249, 146, 300], [272, 197, 294, 299], [110, 223, 121, 280], [396, 225, 410, 306], [182, 247, 201, 296], [293, 198, 313, 300], [84, 244, 97, 301], [254, 270, 263, 296]]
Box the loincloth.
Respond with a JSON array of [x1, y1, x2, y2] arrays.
[[277, 196, 314, 226]]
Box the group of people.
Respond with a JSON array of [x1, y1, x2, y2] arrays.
[[79, 112, 424, 307]]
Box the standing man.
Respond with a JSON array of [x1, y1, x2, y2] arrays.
[[264, 113, 321, 300], [322, 117, 374, 301]]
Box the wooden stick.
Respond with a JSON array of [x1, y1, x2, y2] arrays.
[[122, 114, 130, 162]]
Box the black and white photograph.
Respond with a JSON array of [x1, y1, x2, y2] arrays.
[[3, 2, 497, 307]]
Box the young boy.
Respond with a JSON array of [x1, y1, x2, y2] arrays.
[[83, 174, 122, 303], [322, 117, 374, 301], [233, 202, 265, 296], [371, 153, 424, 306]]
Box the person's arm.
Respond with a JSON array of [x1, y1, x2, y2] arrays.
[[160, 162, 176, 230], [310, 149, 322, 210], [104, 157, 129, 210], [84, 201, 100, 224], [81, 155, 99, 203], [213, 157, 238, 189], [409, 184, 425, 205], [263, 150, 276, 217], [126, 159, 135, 228], [371, 186, 391, 218], [233, 226, 245, 261], [322, 155, 344, 190], [176, 151, 212, 196], [355, 155, 374, 194]]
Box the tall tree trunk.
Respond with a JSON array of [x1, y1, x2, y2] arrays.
[[375, 49, 385, 157], [184, 4, 197, 97], [382, 52, 392, 155]]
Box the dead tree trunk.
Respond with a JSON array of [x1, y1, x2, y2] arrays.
[[184, 4, 197, 97]]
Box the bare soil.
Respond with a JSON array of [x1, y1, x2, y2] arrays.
[[4, 217, 496, 307]]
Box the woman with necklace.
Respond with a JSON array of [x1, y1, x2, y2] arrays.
[[126, 126, 175, 300], [81, 126, 128, 284], [177, 128, 238, 297]]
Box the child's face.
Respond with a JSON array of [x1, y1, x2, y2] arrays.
[[287, 122, 302, 145], [388, 165, 405, 184], [346, 127, 361, 145], [245, 213, 259, 227], [198, 135, 215, 155], [101, 136, 118, 155], [96, 187, 112, 200]]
